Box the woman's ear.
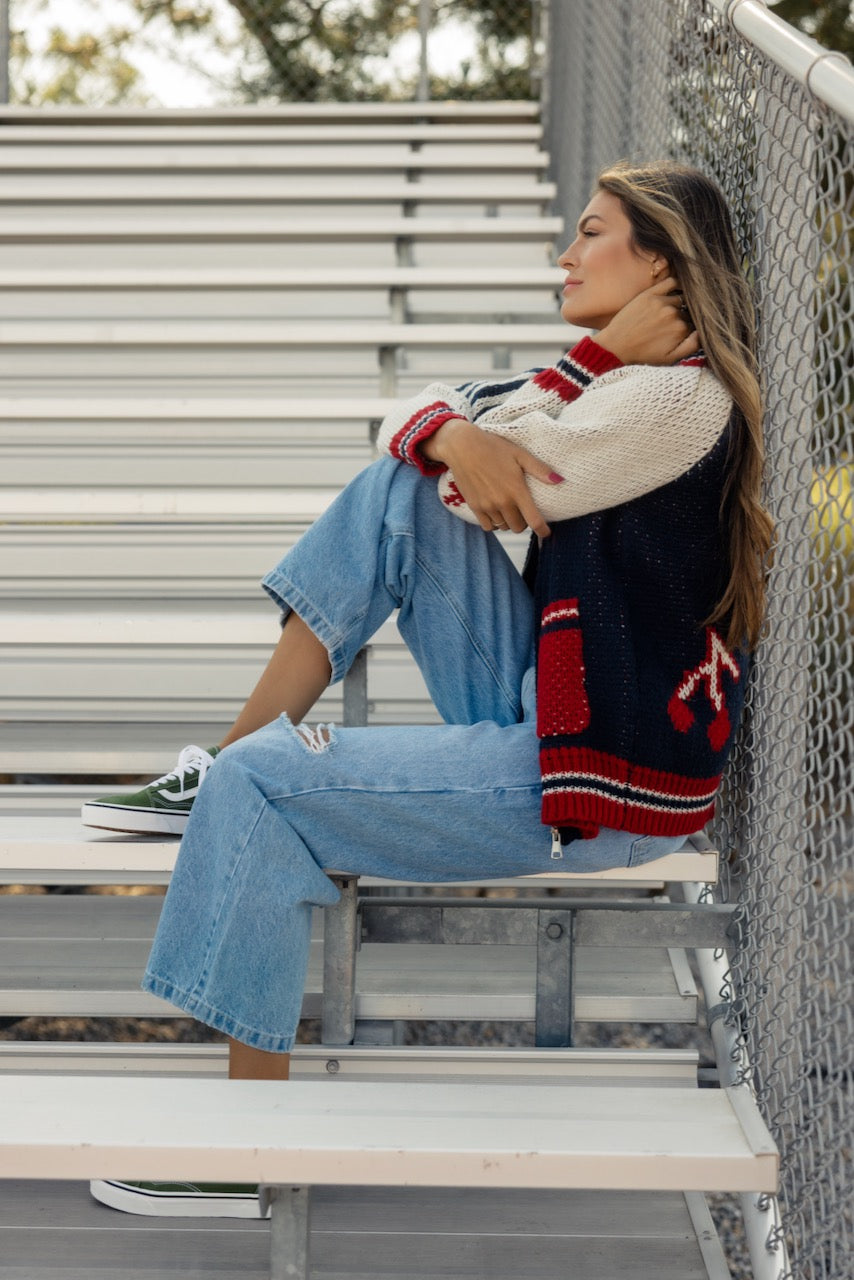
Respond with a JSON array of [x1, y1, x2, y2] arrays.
[[650, 256, 669, 279]]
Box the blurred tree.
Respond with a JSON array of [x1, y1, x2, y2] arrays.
[[770, 1, 854, 60], [8, 0, 536, 105], [8, 2, 848, 107], [10, 6, 150, 105], [134, 0, 419, 102]]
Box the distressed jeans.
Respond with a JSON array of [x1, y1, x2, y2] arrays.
[[142, 458, 686, 1051]]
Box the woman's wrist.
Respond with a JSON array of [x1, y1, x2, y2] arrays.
[[420, 417, 476, 465]]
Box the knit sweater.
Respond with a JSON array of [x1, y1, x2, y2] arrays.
[[377, 337, 748, 839], [376, 336, 732, 521]]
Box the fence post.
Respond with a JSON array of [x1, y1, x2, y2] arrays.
[[417, 0, 430, 101], [0, 0, 10, 105]]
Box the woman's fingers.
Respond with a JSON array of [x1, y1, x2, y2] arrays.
[[671, 330, 701, 360]]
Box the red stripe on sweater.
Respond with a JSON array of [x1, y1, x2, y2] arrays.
[[539, 746, 720, 838], [540, 746, 720, 799]]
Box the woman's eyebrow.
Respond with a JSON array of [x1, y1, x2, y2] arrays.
[[577, 213, 606, 233]]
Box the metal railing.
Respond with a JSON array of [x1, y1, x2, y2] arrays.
[[547, 5, 853, 1279]]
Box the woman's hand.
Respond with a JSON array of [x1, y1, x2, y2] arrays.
[[422, 418, 562, 537], [595, 276, 699, 365]]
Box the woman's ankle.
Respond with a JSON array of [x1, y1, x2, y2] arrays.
[[228, 1037, 291, 1081]]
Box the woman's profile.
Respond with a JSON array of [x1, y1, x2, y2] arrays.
[[83, 161, 774, 1217]]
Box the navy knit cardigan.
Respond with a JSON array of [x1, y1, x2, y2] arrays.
[[528, 419, 749, 840]]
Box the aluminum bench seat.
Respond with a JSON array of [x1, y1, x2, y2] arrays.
[[0, 144, 549, 174], [0, 607, 442, 757], [0, 266, 561, 323], [0, 176, 556, 204], [0, 318, 573, 393], [0, 814, 720, 888], [0, 1073, 779, 1193], [0, 102, 542, 123], [0, 265, 562, 288], [0, 123, 545, 145], [0, 318, 570, 347], [0, 1179, 735, 1280], [0, 217, 562, 275]]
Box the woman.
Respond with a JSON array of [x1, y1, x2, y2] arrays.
[[87, 162, 773, 1216]]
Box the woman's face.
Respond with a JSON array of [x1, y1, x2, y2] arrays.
[[557, 190, 665, 331]]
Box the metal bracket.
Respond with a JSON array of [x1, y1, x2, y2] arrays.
[[321, 876, 359, 1046], [259, 1184, 311, 1280], [535, 909, 575, 1047]]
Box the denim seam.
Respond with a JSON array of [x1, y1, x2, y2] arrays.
[[411, 542, 524, 723], [184, 787, 269, 1004], [264, 782, 542, 803]]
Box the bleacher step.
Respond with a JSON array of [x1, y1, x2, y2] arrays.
[[0, 1073, 778, 1191], [0, 1181, 733, 1280], [0, 892, 698, 1024], [0, 813, 719, 887]]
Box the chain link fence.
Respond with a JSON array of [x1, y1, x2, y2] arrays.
[[0, 0, 544, 105], [549, 3, 852, 1278]]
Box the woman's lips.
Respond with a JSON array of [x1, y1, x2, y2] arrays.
[[562, 279, 581, 292]]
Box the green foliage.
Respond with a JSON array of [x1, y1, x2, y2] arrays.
[[770, 0, 854, 61], [10, 15, 151, 106], [8, 0, 536, 106]]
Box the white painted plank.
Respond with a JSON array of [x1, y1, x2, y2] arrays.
[[0, 1075, 779, 1191], [0, 488, 338, 520], [0, 124, 544, 144], [0, 215, 561, 238], [0, 320, 571, 346], [0, 395, 395, 417], [0, 146, 549, 172], [0, 178, 554, 202], [0, 268, 562, 290], [0, 816, 718, 887], [0, 103, 541, 122]]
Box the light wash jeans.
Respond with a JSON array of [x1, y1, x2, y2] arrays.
[[142, 457, 686, 1052]]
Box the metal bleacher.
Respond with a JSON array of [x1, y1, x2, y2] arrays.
[[0, 104, 776, 1280]]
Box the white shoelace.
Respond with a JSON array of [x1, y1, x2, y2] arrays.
[[154, 745, 216, 792]]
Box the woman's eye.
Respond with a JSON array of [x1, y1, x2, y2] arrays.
[[583, 231, 598, 238]]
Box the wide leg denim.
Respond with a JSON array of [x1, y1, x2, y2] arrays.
[[142, 458, 686, 1052]]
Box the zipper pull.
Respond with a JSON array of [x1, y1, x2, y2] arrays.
[[550, 827, 563, 860]]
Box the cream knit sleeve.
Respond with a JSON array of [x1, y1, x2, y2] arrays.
[[437, 363, 734, 523]]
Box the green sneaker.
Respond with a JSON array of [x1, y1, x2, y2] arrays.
[[80, 745, 220, 835], [89, 1178, 267, 1218]]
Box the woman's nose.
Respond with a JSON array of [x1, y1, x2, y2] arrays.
[[557, 243, 577, 268]]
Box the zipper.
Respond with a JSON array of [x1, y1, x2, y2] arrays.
[[550, 826, 563, 860]]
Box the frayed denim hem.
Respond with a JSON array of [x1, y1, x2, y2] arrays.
[[142, 970, 296, 1055]]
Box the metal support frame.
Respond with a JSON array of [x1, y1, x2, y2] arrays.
[[321, 876, 359, 1045], [360, 897, 734, 947], [341, 646, 369, 728], [0, 0, 8, 106], [683, 882, 792, 1280], [360, 895, 733, 1046], [535, 908, 574, 1047], [320, 653, 369, 1045], [260, 1184, 312, 1280]]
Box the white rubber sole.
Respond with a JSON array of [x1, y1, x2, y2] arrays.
[[89, 1179, 269, 1218], [80, 802, 189, 836]]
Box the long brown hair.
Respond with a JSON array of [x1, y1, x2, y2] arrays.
[[596, 161, 774, 651]]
